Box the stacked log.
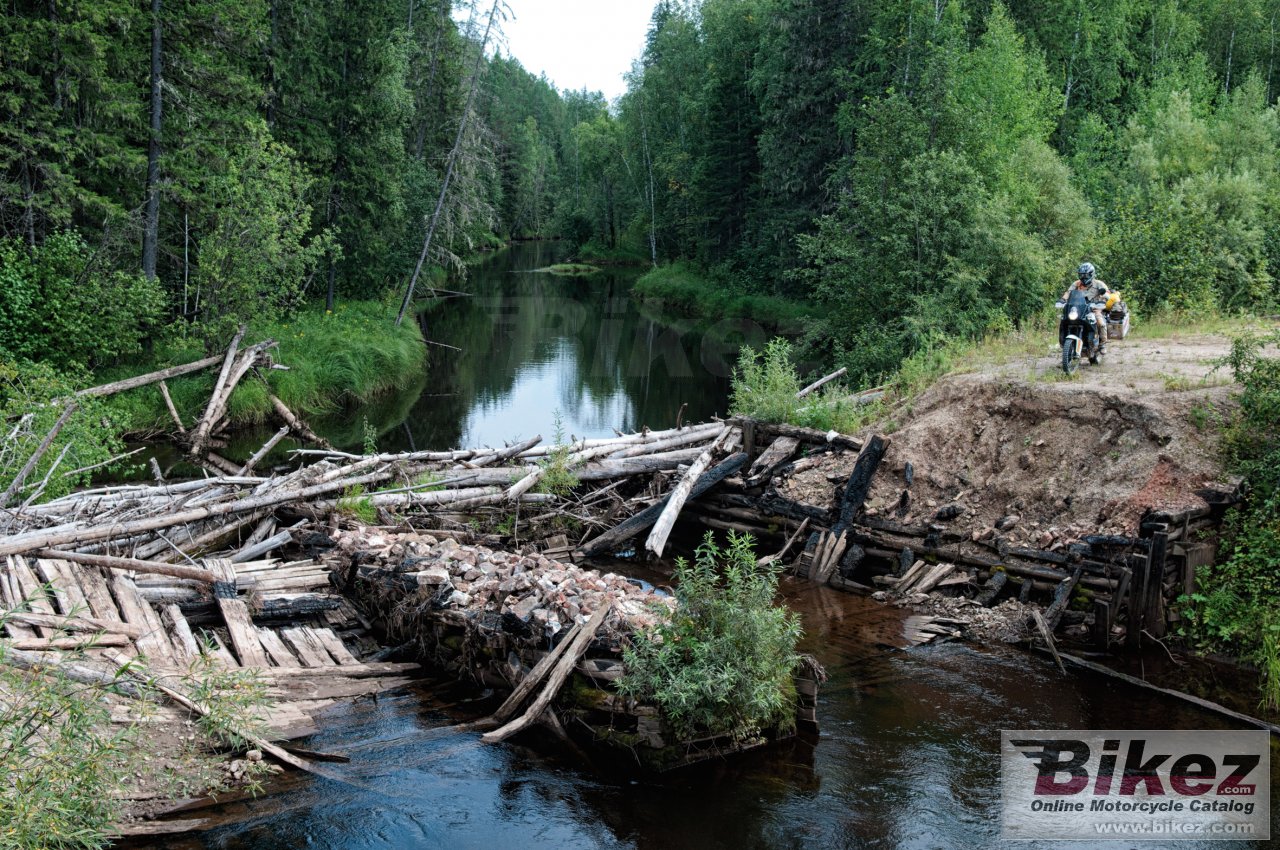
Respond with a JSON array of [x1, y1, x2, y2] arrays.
[[332, 527, 822, 770]]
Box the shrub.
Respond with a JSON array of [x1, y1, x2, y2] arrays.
[[731, 337, 869, 434], [1181, 330, 1280, 707], [617, 532, 802, 741], [0, 232, 164, 370], [0, 360, 129, 504]]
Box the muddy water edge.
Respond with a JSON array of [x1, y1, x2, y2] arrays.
[[128, 244, 1279, 849]]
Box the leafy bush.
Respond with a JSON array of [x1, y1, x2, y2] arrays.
[[0, 619, 273, 847], [1181, 330, 1280, 706], [0, 232, 164, 370], [0, 360, 129, 504], [617, 532, 801, 741], [0, 637, 140, 849], [188, 123, 332, 347], [731, 337, 869, 434]]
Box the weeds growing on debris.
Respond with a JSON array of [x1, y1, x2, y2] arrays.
[[618, 532, 801, 741], [0, 609, 276, 847]]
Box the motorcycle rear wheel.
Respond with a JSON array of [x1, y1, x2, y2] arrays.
[[1062, 340, 1079, 375]]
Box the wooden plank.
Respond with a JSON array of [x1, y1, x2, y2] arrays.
[[109, 574, 174, 663], [256, 628, 301, 667], [206, 558, 270, 667], [745, 436, 801, 486], [161, 603, 201, 664], [280, 627, 330, 667], [0, 559, 38, 639], [10, 556, 57, 636], [203, 632, 239, 668], [575, 453, 750, 558], [46, 559, 92, 617], [33, 558, 77, 616], [310, 628, 360, 665], [77, 565, 125, 623]]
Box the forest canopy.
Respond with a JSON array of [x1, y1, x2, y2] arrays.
[[2, 0, 1278, 381]]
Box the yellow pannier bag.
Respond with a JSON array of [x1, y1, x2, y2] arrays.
[[1105, 290, 1121, 311]]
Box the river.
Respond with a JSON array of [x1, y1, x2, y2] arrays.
[[144, 584, 1278, 850], [138, 244, 1279, 848], [327, 241, 743, 453]]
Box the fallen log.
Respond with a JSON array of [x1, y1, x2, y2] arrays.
[[188, 328, 247, 457], [795, 367, 847, 399], [835, 435, 887, 528], [974, 571, 1008, 606], [745, 436, 800, 487], [749, 419, 863, 452], [575, 453, 749, 558], [239, 426, 290, 475], [481, 603, 611, 744], [645, 426, 733, 557], [36, 550, 217, 584], [1044, 650, 1280, 737], [0, 402, 77, 508]]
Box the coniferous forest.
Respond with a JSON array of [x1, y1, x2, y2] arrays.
[[3, 0, 1279, 379], [4, 3, 1280, 844]]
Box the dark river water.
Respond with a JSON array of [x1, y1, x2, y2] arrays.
[[140, 582, 1279, 850], [136, 244, 1278, 848], [344, 241, 743, 453]]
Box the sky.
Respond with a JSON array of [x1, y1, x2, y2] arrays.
[[490, 0, 657, 102]]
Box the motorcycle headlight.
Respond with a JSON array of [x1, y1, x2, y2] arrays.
[[1068, 307, 1079, 321]]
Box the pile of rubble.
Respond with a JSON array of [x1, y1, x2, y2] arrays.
[[329, 527, 675, 640]]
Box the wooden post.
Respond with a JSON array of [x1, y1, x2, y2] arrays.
[[1091, 599, 1112, 652], [1145, 532, 1169, 639]]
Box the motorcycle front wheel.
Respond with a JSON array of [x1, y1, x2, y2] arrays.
[[1062, 340, 1079, 375]]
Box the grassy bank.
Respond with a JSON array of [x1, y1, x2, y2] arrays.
[[101, 300, 427, 436], [632, 263, 816, 333]]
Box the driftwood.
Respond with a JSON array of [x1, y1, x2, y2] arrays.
[[795, 367, 847, 399], [0, 402, 77, 508], [239, 426, 290, 475], [188, 328, 247, 458]]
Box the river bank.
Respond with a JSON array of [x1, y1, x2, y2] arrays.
[[97, 301, 427, 440]]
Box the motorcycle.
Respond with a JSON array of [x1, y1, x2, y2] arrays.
[[1055, 289, 1104, 375]]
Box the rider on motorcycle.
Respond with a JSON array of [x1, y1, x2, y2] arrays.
[[1061, 262, 1109, 355]]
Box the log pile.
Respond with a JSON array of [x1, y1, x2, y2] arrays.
[[330, 526, 822, 770]]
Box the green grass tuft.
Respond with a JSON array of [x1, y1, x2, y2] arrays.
[[99, 300, 426, 436]]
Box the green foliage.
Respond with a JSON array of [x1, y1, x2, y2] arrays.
[[188, 124, 331, 346], [338, 483, 378, 525], [0, 232, 164, 370], [100, 300, 426, 435], [633, 263, 814, 333], [0, 361, 128, 504], [0, 634, 140, 849], [1181, 331, 1280, 706], [536, 413, 580, 498], [731, 338, 871, 434], [617, 532, 802, 741], [0, 618, 275, 848]]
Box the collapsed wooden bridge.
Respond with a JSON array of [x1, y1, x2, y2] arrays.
[[2, 333, 1249, 799]]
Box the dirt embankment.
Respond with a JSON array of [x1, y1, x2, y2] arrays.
[[782, 333, 1238, 548]]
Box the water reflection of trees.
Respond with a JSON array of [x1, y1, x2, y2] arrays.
[[380, 242, 732, 451]]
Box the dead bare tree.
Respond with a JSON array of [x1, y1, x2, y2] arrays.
[[395, 0, 506, 327]]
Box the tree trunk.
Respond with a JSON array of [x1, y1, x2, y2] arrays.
[[396, 0, 501, 326], [142, 0, 163, 281]]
